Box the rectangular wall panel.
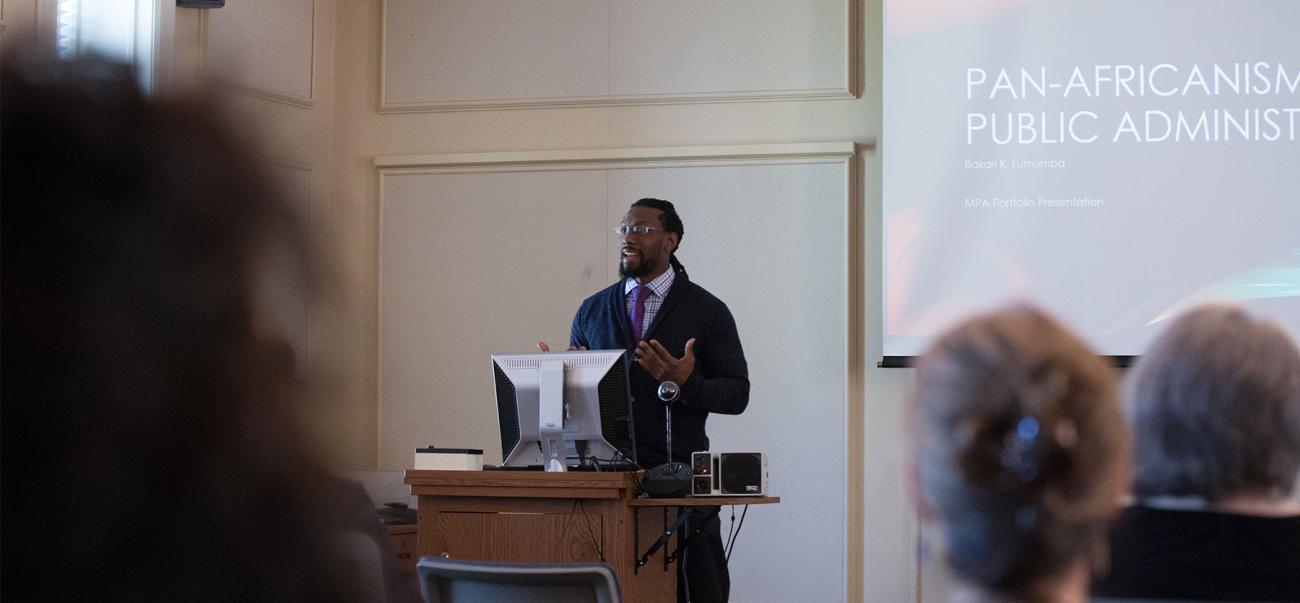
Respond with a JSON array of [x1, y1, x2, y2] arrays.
[[203, 0, 314, 105], [381, 0, 855, 112], [382, 0, 611, 105], [377, 143, 854, 602]]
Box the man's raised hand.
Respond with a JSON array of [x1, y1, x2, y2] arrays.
[[634, 338, 696, 385]]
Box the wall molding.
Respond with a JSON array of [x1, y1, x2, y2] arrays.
[[198, 0, 316, 108], [379, 87, 859, 114], [375, 142, 857, 172], [378, 0, 860, 114], [845, 146, 866, 603]]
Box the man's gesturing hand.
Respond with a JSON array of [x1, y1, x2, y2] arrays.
[[537, 341, 585, 352], [634, 338, 696, 385]]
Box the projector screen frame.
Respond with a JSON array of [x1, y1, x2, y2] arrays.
[[877, 355, 1136, 369]]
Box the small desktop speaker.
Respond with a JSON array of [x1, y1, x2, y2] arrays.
[[690, 452, 767, 496]]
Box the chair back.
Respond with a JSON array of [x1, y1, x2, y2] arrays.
[[416, 557, 621, 603]]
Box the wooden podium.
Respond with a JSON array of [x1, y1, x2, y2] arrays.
[[404, 469, 673, 601], [404, 469, 779, 602]]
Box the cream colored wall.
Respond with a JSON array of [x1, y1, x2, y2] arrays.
[[0, 0, 49, 53], [0, 0, 38, 37], [172, 2, 363, 467], [3, 0, 357, 466], [2, 0, 926, 599], [331, 1, 920, 601]]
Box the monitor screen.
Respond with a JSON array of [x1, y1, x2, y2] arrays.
[[491, 350, 636, 471]]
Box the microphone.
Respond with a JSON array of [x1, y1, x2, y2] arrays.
[[657, 380, 680, 404]]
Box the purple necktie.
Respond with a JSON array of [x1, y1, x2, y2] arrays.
[[630, 285, 651, 341]]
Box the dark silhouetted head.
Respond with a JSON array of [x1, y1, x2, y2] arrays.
[[1, 52, 361, 602]]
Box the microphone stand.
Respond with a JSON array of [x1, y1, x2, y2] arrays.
[[638, 380, 692, 498], [633, 380, 696, 567], [659, 381, 680, 464]]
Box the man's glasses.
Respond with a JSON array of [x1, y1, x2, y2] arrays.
[[614, 224, 664, 236]]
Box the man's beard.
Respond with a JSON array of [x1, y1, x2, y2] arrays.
[[618, 256, 639, 279], [619, 254, 658, 280]]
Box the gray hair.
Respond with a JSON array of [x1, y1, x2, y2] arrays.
[[1127, 304, 1300, 500], [910, 305, 1128, 594]]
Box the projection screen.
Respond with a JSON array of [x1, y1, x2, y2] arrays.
[[883, 0, 1300, 361]]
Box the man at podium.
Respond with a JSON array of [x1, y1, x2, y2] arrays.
[[541, 198, 750, 603]]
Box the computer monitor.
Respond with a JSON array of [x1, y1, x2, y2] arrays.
[[491, 350, 636, 472]]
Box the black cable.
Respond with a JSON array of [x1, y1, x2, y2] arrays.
[[681, 510, 691, 603], [723, 505, 737, 555], [589, 454, 640, 472], [576, 500, 604, 561], [724, 505, 749, 563], [722, 504, 733, 556], [584, 454, 644, 496]]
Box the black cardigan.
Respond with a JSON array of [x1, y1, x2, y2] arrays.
[[570, 273, 749, 468], [1093, 505, 1300, 601]]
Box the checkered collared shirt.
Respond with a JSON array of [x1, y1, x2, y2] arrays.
[[624, 267, 675, 340]]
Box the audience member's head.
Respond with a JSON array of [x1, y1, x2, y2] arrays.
[[909, 305, 1129, 600], [1, 52, 356, 601], [1126, 304, 1300, 504]]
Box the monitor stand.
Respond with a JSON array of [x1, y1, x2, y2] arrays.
[[538, 360, 567, 472]]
